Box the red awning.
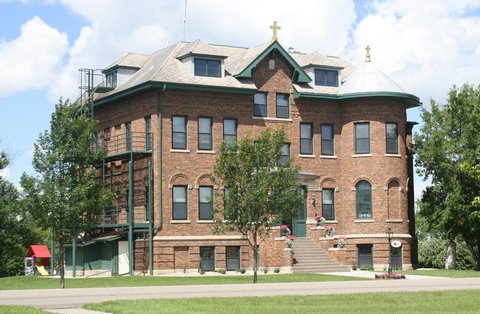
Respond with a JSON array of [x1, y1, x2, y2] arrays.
[[25, 245, 51, 258]]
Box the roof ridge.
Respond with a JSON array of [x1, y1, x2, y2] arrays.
[[150, 42, 185, 81]]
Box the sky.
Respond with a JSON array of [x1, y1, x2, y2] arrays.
[[1, 0, 480, 202]]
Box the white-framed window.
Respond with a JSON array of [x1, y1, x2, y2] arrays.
[[386, 122, 398, 154], [194, 58, 221, 77], [172, 185, 188, 220], [314, 69, 338, 87], [172, 115, 187, 149], [254, 92, 267, 117], [198, 117, 213, 151], [276, 93, 289, 118]]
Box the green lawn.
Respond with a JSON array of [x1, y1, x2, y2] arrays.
[[0, 305, 46, 314], [401, 269, 480, 278], [0, 273, 364, 290], [84, 290, 480, 314]]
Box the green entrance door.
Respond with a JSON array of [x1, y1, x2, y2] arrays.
[[293, 187, 307, 238]]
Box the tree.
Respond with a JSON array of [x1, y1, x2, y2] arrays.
[[213, 128, 303, 283], [20, 99, 110, 287], [0, 150, 43, 277], [414, 83, 480, 270]]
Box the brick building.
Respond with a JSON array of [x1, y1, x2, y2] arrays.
[[66, 38, 419, 276]]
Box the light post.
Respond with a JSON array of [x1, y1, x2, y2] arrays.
[[386, 227, 394, 274]]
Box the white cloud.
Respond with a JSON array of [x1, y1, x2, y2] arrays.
[[49, 0, 357, 100], [349, 0, 480, 104], [0, 16, 68, 98], [186, 0, 356, 55]]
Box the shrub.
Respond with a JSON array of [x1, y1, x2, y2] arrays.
[[418, 238, 445, 268], [418, 238, 475, 270], [274, 267, 280, 273]]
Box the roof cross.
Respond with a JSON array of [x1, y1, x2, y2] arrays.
[[270, 21, 281, 41], [365, 45, 371, 62]]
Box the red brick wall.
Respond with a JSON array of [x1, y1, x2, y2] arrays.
[[94, 52, 415, 271]]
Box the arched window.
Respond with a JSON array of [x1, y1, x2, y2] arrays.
[[356, 180, 372, 219]]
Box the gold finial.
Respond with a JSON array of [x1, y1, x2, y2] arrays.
[[365, 45, 371, 62], [270, 21, 281, 41]]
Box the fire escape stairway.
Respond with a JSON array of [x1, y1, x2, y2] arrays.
[[292, 238, 350, 273]]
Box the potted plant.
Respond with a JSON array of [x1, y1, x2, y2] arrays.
[[314, 213, 326, 227], [338, 236, 346, 248], [285, 235, 295, 248], [280, 225, 291, 237], [325, 225, 336, 237]]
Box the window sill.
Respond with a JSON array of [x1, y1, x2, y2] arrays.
[[170, 149, 190, 153], [170, 220, 191, 224], [197, 150, 216, 154], [325, 220, 338, 224], [354, 219, 374, 223], [320, 155, 337, 159], [385, 154, 401, 158], [299, 154, 316, 158], [252, 116, 293, 122], [352, 154, 372, 158], [197, 220, 215, 224]]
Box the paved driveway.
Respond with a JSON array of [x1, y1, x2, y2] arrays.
[[1, 276, 479, 312]]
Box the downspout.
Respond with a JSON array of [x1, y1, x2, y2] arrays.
[[157, 87, 165, 231], [148, 160, 153, 275], [128, 156, 134, 275]]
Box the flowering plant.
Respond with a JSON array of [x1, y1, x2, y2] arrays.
[[338, 236, 346, 248], [314, 213, 326, 227], [375, 273, 406, 279], [280, 225, 291, 237], [285, 235, 295, 248], [325, 225, 336, 237]]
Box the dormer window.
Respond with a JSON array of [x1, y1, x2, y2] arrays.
[[314, 69, 338, 87], [194, 58, 221, 77], [105, 70, 117, 88]]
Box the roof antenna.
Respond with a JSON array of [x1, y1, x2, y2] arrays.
[[183, 0, 188, 42]]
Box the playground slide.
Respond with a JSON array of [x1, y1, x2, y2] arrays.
[[36, 265, 49, 276]]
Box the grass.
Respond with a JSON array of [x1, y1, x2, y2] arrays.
[[0, 273, 364, 290], [400, 269, 480, 278], [0, 305, 47, 313], [84, 290, 480, 314]]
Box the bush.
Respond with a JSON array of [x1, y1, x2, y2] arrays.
[[418, 238, 446, 268], [274, 267, 280, 273], [418, 238, 475, 270]]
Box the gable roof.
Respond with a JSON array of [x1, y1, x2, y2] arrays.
[[26, 245, 51, 258], [234, 40, 311, 84], [177, 39, 229, 60]]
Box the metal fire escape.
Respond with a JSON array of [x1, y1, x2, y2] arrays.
[[69, 69, 154, 277]]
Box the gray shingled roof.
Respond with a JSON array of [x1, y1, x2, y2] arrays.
[[95, 40, 417, 104], [177, 39, 229, 59], [103, 53, 150, 71], [292, 51, 343, 69]]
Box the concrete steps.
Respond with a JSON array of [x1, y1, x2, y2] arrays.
[[292, 238, 350, 273]]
